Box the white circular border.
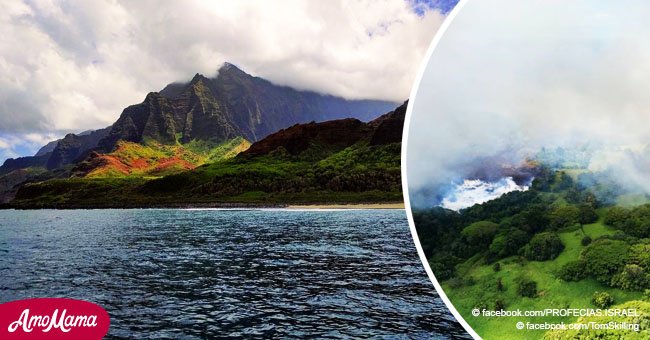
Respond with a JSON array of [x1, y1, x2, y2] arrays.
[[401, 0, 481, 339]]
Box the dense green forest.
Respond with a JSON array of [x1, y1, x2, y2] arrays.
[[413, 167, 650, 338], [9, 141, 401, 208]]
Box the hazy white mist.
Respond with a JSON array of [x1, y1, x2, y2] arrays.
[[406, 0, 650, 207]]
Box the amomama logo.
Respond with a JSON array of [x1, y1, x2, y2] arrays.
[[0, 298, 110, 339]]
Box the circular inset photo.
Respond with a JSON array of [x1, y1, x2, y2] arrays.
[[405, 1, 650, 339]]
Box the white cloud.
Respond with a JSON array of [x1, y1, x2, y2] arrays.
[[0, 138, 10, 150], [0, 132, 58, 163], [0, 0, 446, 157], [406, 0, 650, 207]]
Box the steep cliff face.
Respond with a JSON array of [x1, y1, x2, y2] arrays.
[[2, 62, 397, 184], [98, 78, 243, 152], [176, 77, 242, 144], [98, 93, 178, 151], [159, 63, 397, 142]]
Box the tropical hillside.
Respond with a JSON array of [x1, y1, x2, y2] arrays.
[[6, 102, 406, 208], [414, 160, 650, 339], [0, 63, 401, 207]]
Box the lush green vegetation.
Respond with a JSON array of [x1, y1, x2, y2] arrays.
[[414, 167, 650, 338], [11, 141, 402, 208], [184, 137, 251, 163], [81, 138, 251, 178]]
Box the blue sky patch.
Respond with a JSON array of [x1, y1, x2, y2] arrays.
[[408, 0, 459, 16]]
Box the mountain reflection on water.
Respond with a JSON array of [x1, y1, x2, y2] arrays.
[[0, 209, 468, 339]]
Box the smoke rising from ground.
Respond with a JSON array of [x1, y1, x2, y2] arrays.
[[441, 177, 530, 211], [406, 0, 650, 208]]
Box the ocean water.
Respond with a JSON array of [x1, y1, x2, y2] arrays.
[[0, 209, 468, 339]]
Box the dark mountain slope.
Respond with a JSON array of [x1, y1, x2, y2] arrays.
[[35, 129, 97, 156], [35, 140, 59, 156], [97, 63, 394, 153], [0, 154, 50, 176], [243, 119, 371, 156], [98, 92, 180, 150], [0, 168, 50, 203], [175, 76, 242, 144], [0, 127, 110, 175], [47, 127, 110, 169], [159, 63, 397, 142], [243, 101, 408, 157], [369, 101, 407, 145], [98, 77, 243, 153]]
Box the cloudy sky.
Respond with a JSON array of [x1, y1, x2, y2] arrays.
[[0, 0, 456, 163], [407, 0, 650, 207]]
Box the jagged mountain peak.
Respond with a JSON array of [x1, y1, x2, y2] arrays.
[[5, 63, 397, 174], [139, 63, 398, 146], [189, 73, 209, 85], [219, 62, 245, 74], [143, 91, 165, 102]]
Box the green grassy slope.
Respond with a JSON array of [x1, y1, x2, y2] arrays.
[[415, 168, 650, 339], [446, 216, 642, 339], [77, 137, 251, 178]]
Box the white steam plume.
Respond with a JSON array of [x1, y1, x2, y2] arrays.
[[406, 0, 650, 207]]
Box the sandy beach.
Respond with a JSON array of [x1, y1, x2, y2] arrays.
[[286, 202, 405, 210]]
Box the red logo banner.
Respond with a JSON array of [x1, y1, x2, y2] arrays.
[[0, 298, 110, 339]]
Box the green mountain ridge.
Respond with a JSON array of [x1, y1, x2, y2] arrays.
[[0, 62, 395, 173], [0, 63, 398, 204], [9, 102, 407, 208]]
